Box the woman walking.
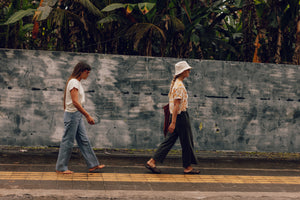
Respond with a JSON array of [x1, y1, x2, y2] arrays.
[[146, 61, 199, 174], [56, 62, 105, 174]]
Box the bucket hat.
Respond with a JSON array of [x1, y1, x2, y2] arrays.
[[174, 61, 192, 76]]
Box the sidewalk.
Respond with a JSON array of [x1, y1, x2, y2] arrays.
[[1, 146, 300, 169], [1, 146, 300, 200]]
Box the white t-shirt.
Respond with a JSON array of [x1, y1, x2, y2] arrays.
[[65, 78, 85, 112]]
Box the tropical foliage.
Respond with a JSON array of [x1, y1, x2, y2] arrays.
[[0, 0, 300, 65]]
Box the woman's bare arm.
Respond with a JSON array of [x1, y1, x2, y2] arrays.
[[168, 99, 181, 133], [70, 88, 95, 125]]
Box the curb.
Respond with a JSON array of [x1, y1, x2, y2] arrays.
[[1, 146, 300, 162]]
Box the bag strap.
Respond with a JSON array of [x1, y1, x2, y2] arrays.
[[163, 104, 170, 138]]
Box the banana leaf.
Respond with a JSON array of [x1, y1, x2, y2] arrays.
[[4, 9, 36, 25]]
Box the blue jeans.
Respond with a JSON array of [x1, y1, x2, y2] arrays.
[[56, 111, 99, 171]]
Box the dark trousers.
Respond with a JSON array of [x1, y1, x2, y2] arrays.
[[153, 111, 198, 168]]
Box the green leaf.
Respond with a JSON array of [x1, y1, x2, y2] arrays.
[[126, 4, 135, 14], [138, 2, 155, 14], [171, 16, 185, 31], [190, 32, 200, 45], [98, 14, 120, 24], [101, 3, 126, 12], [234, 0, 243, 8], [22, 23, 34, 33], [4, 9, 36, 25], [232, 33, 242, 40]]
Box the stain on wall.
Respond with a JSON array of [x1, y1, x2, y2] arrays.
[[0, 49, 299, 152]]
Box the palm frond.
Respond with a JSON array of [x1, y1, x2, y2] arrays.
[[48, 8, 66, 27], [74, 0, 103, 17], [127, 23, 166, 50]]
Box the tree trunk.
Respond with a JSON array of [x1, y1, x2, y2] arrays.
[[242, 0, 254, 62], [5, 26, 10, 48], [292, 18, 300, 65], [250, 0, 262, 63], [274, 15, 282, 64]]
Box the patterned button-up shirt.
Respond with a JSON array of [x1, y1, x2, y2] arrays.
[[169, 79, 188, 114]]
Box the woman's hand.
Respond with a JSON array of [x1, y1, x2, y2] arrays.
[[168, 122, 176, 133], [86, 115, 95, 125], [168, 99, 180, 133]]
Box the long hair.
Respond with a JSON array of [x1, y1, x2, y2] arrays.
[[63, 62, 91, 110], [168, 75, 179, 97]]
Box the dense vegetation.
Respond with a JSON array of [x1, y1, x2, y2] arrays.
[[1, 0, 300, 64]]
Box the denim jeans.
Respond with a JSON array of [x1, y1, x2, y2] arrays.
[[56, 111, 99, 171]]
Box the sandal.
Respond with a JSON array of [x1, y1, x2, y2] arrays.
[[56, 170, 74, 174], [184, 169, 200, 174], [145, 163, 161, 174], [89, 164, 105, 173]]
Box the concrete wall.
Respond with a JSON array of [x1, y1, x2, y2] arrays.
[[0, 49, 299, 152]]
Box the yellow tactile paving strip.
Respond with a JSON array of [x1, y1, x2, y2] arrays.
[[0, 171, 300, 184]]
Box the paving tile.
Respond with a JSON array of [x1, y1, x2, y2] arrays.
[[38, 180, 57, 189], [72, 181, 87, 190], [56, 180, 73, 190], [1, 161, 300, 196], [87, 181, 105, 190]]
